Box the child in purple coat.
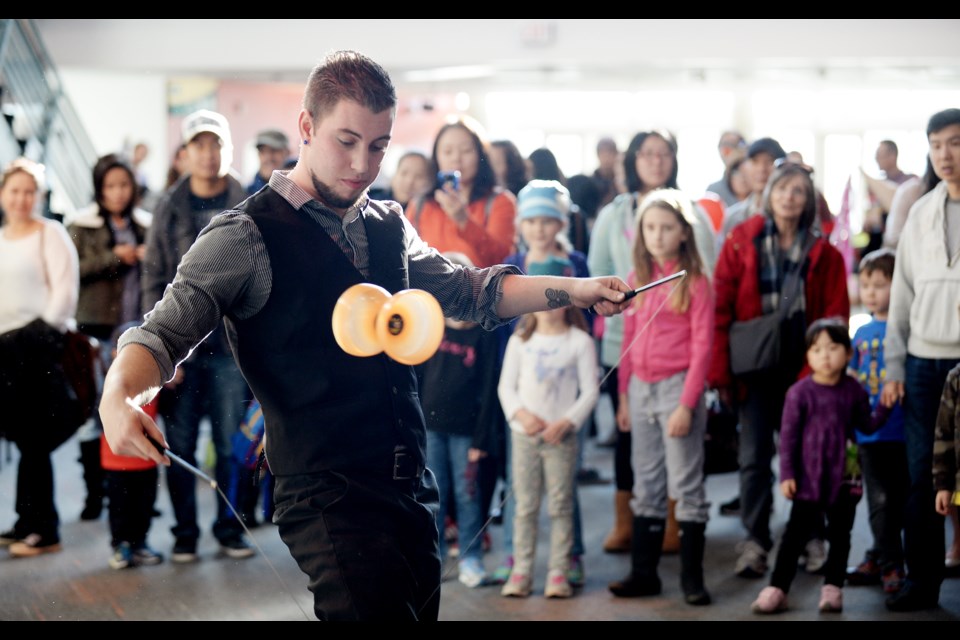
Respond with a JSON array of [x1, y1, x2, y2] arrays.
[[751, 317, 889, 615]]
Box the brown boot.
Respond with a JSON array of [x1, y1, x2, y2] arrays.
[[603, 490, 633, 553], [662, 498, 680, 554]]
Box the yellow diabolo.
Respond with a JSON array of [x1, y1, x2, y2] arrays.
[[332, 283, 445, 365]]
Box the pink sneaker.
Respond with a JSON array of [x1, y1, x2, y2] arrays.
[[819, 584, 843, 612], [751, 586, 787, 614], [500, 573, 532, 598], [544, 569, 573, 598]]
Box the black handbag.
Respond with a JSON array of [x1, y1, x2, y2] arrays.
[[728, 312, 783, 376], [34, 225, 98, 448], [728, 233, 814, 377], [60, 328, 99, 425], [0, 318, 93, 451]]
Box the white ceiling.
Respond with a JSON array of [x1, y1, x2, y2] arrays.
[[36, 19, 960, 92]]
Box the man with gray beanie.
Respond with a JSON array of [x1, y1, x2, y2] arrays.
[[248, 128, 291, 195], [717, 137, 787, 254]]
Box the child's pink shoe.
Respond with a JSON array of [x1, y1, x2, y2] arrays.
[[751, 586, 787, 614], [818, 584, 843, 612]]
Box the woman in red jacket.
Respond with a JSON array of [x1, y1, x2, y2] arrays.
[[405, 118, 517, 268], [708, 161, 849, 581]]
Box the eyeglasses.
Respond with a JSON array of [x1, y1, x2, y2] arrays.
[[773, 158, 814, 175], [636, 150, 673, 161], [719, 140, 746, 150]]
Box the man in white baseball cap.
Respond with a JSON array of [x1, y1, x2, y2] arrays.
[[140, 108, 255, 564]]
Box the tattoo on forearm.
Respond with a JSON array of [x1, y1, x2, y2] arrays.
[[545, 288, 571, 309]]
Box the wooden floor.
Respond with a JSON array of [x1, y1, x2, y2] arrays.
[[1, 397, 959, 622]]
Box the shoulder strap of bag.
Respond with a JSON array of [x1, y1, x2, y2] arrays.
[[38, 223, 50, 287]]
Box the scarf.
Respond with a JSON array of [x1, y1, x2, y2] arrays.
[[757, 216, 810, 317]]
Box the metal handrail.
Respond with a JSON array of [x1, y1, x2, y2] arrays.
[[0, 19, 98, 213]]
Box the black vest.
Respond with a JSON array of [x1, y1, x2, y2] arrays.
[[225, 187, 426, 477]]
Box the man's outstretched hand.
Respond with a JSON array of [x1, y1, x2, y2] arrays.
[[570, 276, 632, 317]]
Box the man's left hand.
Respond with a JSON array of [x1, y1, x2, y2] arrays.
[[570, 276, 631, 317]]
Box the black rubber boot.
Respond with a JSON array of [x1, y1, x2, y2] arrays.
[[679, 520, 712, 605], [608, 516, 664, 597], [79, 438, 104, 521]]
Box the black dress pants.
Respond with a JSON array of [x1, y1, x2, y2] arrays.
[[273, 467, 442, 621]]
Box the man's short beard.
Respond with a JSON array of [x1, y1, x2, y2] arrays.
[[310, 170, 364, 211]]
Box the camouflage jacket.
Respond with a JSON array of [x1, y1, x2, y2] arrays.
[[933, 363, 960, 492]]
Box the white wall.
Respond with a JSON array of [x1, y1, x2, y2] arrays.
[[36, 19, 960, 85], [43, 19, 960, 224], [58, 69, 169, 196]]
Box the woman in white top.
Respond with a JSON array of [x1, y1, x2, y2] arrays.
[[0, 157, 79, 557]]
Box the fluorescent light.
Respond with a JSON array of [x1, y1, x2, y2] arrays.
[[401, 65, 495, 83]]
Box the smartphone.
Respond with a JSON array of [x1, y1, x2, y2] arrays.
[[437, 170, 461, 191]]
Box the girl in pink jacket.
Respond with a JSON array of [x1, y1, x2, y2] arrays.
[[608, 188, 714, 606]]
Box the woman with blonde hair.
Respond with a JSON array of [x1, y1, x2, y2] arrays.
[[0, 157, 80, 557]]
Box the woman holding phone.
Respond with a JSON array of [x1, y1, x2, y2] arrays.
[[405, 117, 517, 268]]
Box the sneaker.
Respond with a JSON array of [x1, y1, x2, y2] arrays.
[[109, 542, 134, 570], [544, 569, 573, 598], [885, 579, 939, 611], [219, 535, 255, 559], [567, 554, 584, 588], [8, 533, 62, 558], [448, 541, 460, 559], [576, 468, 610, 486], [132, 543, 164, 566], [719, 496, 741, 516], [171, 538, 198, 564], [804, 538, 828, 574], [818, 584, 843, 612], [846, 555, 882, 586], [735, 540, 768, 578], [751, 586, 787, 614], [882, 567, 906, 594], [491, 555, 514, 585], [501, 572, 532, 598], [458, 556, 488, 588], [0, 528, 20, 547]]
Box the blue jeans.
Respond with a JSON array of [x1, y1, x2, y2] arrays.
[[426, 430, 484, 562], [859, 441, 908, 571], [160, 351, 250, 543], [901, 355, 957, 595]]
